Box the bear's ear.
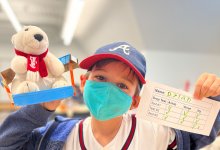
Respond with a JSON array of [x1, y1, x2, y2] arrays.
[[11, 34, 15, 44], [23, 26, 29, 30]]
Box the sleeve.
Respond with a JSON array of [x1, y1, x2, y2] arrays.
[[174, 96, 220, 150], [0, 104, 53, 150]]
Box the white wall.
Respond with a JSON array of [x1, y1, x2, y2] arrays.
[[143, 50, 220, 92]]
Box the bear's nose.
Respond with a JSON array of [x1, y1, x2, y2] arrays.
[[34, 34, 43, 42]]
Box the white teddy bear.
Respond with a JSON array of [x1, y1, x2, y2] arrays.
[[11, 25, 68, 94]]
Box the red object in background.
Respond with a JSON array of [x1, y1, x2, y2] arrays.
[[184, 80, 191, 92]]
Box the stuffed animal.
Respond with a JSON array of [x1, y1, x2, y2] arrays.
[[10, 25, 68, 94]]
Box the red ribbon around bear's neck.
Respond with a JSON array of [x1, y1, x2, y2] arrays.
[[14, 49, 48, 78]]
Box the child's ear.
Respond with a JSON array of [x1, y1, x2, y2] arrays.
[[80, 74, 88, 87], [130, 96, 141, 109]]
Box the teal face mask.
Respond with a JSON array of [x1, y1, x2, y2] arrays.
[[83, 80, 132, 121]]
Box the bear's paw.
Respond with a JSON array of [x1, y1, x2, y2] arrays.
[[52, 80, 68, 89], [16, 81, 40, 94]]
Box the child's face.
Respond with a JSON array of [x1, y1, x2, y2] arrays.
[[88, 61, 139, 97]]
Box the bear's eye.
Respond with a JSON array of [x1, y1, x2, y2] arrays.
[[24, 28, 29, 31]]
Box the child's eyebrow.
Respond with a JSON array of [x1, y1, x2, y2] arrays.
[[93, 68, 107, 72], [122, 76, 133, 85]]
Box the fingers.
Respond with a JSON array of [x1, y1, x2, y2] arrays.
[[212, 87, 220, 97], [41, 100, 62, 111], [194, 73, 220, 100], [200, 74, 216, 98], [205, 78, 220, 97], [213, 86, 220, 96], [194, 73, 208, 99]]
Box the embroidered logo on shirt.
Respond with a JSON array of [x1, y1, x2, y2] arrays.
[[109, 45, 130, 55]]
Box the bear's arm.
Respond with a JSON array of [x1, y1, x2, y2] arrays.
[[11, 56, 27, 74], [44, 52, 65, 77]]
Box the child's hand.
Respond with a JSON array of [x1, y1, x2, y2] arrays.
[[194, 73, 220, 100], [41, 100, 61, 111]]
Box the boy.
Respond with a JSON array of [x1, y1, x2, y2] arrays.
[[0, 42, 220, 150]]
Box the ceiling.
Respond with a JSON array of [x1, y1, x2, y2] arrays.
[[1, 0, 220, 57], [0, 0, 66, 46]]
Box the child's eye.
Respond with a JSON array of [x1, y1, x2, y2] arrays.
[[94, 75, 106, 81], [117, 83, 128, 89], [24, 28, 29, 31]]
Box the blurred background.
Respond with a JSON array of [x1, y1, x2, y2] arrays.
[[0, 0, 220, 124]]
